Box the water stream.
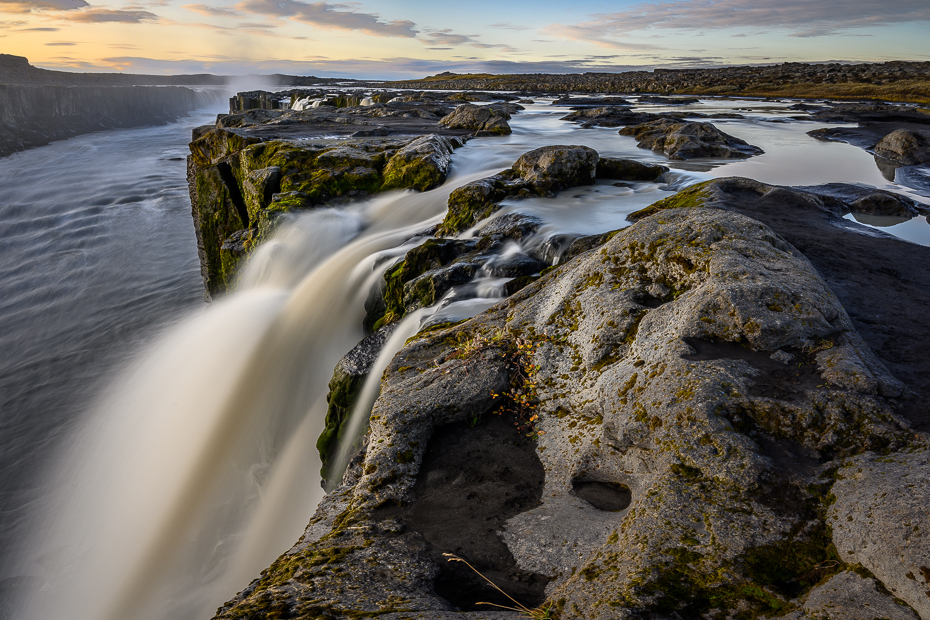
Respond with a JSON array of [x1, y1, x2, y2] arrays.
[[3, 94, 929, 620]]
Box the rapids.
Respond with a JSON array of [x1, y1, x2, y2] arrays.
[[2, 95, 929, 620]]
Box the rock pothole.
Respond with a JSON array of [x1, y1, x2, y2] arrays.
[[571, 479, 632, 512]]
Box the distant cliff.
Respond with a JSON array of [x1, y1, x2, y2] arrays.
[[0, 83, 216, 157]]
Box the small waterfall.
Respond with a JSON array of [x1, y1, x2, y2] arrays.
[[16, 184, 460, 620]]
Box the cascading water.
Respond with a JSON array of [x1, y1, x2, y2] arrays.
[[13, 155, 508, 620]]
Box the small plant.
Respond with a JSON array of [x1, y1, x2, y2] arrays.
[[467, 410, 481, 428], [443, 554, 554, 619], [490, 336, 545, 439]]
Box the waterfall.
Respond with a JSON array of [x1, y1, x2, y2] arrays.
[[16, 184, 458, 620]]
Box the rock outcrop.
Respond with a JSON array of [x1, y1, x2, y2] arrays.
[[439, 103, 513, 136], [619, 119, 764, 160], [212, 181, 928, 619], [187, 123, 465, 298], [0, 83, 213, 158]]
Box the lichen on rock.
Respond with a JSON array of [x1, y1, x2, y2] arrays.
[[619, 118, 764, 160]]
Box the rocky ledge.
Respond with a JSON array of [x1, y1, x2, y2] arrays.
[[207, 157, 930, 619]]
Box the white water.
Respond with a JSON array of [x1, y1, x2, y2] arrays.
[[10, 94, 930, 620]]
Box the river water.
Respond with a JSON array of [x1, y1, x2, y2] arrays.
[[1, 96, 928, 620]]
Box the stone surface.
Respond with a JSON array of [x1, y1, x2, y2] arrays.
[[381, 134, 461, 191], [619, 118, 764, 160], [439, 103, 512, 135], [776, 570, 920, 620], [512, 145, 599, 186], [213, 199, 917, 620], [874, 129, 930, 166], [829, 447, 930, 620], [596, 157, 669, 181]]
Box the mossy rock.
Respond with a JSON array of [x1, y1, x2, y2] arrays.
[[628, 180, 714, 221]]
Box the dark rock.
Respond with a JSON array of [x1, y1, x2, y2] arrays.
[[475, 213, 543, 241], [480, 252, 544, 278], [596, 157, 669, 181], [513, 145, 599, 186], [349, 126, 391, 137], [553, 96, 633, 107], [619, 119, 764, 160], [637, 95, 700, 105], [438, 103, 512, 135], [873, 128, 930, 166], [560, 106, 664, 128]]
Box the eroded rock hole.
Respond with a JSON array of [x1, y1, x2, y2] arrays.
[[571, 479, 632, 512], [373, 414, 548, 612]]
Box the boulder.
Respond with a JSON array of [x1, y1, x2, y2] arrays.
[[381, 134, 460, 192], [560, 106, 664, 128], [512, 145, 599, 187], [619, 119, 764, 160], [439, 103, 512, 135], [829, 447, 930, 619], [596, 157, 668, 182], [873, 129, 930, 166]]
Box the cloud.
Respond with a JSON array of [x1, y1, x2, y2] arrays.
[[44, 39, 73, 43], [183, 3, 240, 17], [488, 22, 529, 30], [0, 0, 86, 12], [237, 0, 417, 37], [67, 8, 158, 22], [419, 28, 517, 53], [549, 0, 930, 42]]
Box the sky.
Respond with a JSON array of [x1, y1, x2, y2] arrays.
[[2, 0, 930, 79]]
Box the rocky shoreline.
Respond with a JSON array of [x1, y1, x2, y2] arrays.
[[182, 91, 930, 620]]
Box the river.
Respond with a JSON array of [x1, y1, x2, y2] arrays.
[[1, 95, 928, 620]]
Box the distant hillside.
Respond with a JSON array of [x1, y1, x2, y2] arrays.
[[0, 54, 353, 87], [383, 62, 930, 105]]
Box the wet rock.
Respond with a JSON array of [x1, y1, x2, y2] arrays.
[[829, 447, 930, 620], [318, 324, 398, 481], [513, 145, 599, 187], [475, 213, 542, 241], [480, 252, 544, 278], [529, 233, 579, 265], [381, 134, 460, 192], [560, 106, 663, 128], [596, 157, 669, 181], [438, 146, 601, 237], [553, 96, 633, 107], [874, 129, 930, 166], [349, 126, 391, 137], [637, 95, 700, 105], [807, 103, 930, 125], [439, 103, 512, 135], [619, 118, 764, 160], [776, 570, 920, 620]]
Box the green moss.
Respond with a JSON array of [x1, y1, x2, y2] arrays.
[[628, 181, 714, 221], [317, 367, 366, 481], [381, 155, 444, 192]]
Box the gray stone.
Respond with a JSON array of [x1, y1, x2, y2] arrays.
[[439, 103, 512, 135], [829, 446, 930, 620], [619, 118, 764, 160], [874, 129, 930, 166], [776, 570, 920, 620], [512, 145, 598, 187]]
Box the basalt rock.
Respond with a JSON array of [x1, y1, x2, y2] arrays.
[[873, 128, 930, 166], [560, 106, 666, 128], [619, 118, 764, 160], [438, 103, 512, 135], [438, 145, 599, 236], [596, 157, 669, 182], [381, 134, 462, 192], [213, 190, 922, 620], [187, 119, 465, 299]]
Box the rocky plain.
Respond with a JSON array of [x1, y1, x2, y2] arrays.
[[177, 70, 930, 620]]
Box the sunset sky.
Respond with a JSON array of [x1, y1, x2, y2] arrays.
[[2, 0, 930, 78]]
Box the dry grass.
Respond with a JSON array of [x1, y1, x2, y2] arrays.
[[443, 553, 553, 619]]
